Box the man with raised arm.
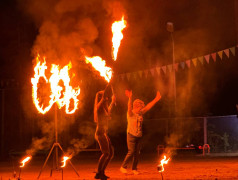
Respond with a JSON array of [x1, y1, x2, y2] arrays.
[[120, 90, 161, 175]]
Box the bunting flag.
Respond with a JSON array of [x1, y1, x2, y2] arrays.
[[204, 55, 210, 64], [150, 68, 155, 76], [218, 51, 223, 59], [230, 47, 235, 56], [198, 56, 204, 65], [144, 69, 149, 78], [156, 67, 160, 75], [116, 45, 236, 81], [138, 70, 143, 78], [211, 53, 217, 62], [224, 49, 229, 58], [192, 58, 197, 67], [180, 62, 185, 69], [174, 63, 179, 71], [126, 73, 130, 80], [161, 66, 167, 74], [167, 64, 173, 72], [185, 60, 191, 68]]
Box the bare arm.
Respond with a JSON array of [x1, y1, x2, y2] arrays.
[[141, 91, 161, 114], [125, 90, 133, 116], [108, 94, 116, 114]]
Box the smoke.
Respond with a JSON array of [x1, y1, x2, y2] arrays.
[[65, 121, 95, 156], [26, 119, 54, 156]]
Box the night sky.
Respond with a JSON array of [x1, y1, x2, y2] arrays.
[[0, 0, 238, 157]]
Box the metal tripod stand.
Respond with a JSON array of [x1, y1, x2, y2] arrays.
[[37, 105, 80, 179]]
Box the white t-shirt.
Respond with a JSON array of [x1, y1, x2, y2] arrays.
[[127, 111, 143, 137]]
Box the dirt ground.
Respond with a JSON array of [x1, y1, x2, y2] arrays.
[[1, 153, 238, 180]]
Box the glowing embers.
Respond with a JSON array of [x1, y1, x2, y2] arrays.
[[31, 54, 80, 114], [157, 155, 170, 172], [111, 16, 127, 61], [20, 156, 32, 167], [85, 56, 112, 82]]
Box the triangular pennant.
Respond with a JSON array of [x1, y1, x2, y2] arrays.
[[180, 62, 185, 69], [218, 51, 223, 59], [161, 66, 167, 74], [204, 55, 210, 64], [150, 68, 155, 76], [126, 73, 131, 80], [224, 49, 230, 58], [144, 69, 149, 78], [192, 58, 197, 67], [174, 63, 179, 71], [211, 53, 216, 62], [167, 65, 173, 72], [138, 71, 143, 78], [198, 56, 204, 65], [185, 60, 191, 68], [230, 47, 235, 56], [133, 72, 137, 79], [121, 74, 125, 80], [156, 67, 160, 75]]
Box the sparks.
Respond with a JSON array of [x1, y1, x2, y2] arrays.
[[111, 16, 127, 61], [85, 56, 112, 82], [20, 156, 32, 167]]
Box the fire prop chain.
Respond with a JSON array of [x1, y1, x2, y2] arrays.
[[31, 54, 80, 114]]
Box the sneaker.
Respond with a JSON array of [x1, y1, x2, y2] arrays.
[[132, 170, 139, 175], [120, 167, 128, 174]]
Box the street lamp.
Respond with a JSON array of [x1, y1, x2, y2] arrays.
[[166, 22, 176, 116]]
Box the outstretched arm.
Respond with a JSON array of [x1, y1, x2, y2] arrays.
[[141, 91, 161, 114], [108, 94, 116, 114], [125, 90, 133, 116]]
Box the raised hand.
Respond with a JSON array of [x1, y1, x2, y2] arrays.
[[125, 90, 132, 98]]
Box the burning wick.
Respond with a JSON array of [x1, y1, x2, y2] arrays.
[[20, 156, 32, 168], [61, 156, 71, 168], [19, 156, 32, 179], [157, 155, 170, 173]]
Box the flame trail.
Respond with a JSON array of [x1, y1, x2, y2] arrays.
[[111, 16, 127, 61], [85, 56, 112, 82], [61, 156, 71, 167], [20, 156, 32, 167], [158, 155, 170, 172]]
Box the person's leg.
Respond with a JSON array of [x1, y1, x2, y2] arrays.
[[101, 135, 114, 173], [132, 137, 142, 171], [121, 133, 136, 169], [95, 133, 110, 176]]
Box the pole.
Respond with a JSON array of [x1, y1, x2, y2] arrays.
[[170, 32, 176, 116], [1, 90, 5, 158], [204, 117, 207, 145], [54, 104, 58, 169]]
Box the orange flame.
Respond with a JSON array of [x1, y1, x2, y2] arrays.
[[20, 156, 32, 167], [61, 156, 71, 167], [158, 155, 170, 172], [31, 54, 80, 114], [111, 16, 127, 61], [85, 56, 112, 82]]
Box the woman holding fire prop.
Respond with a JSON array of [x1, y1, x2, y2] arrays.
[[120, 90, 161, 175], [94, 87, 116, 179]]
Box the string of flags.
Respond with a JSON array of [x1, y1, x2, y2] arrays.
[[116, 45, 236, 81]]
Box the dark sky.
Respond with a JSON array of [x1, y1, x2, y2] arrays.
[[0, 0, 237, 117]]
